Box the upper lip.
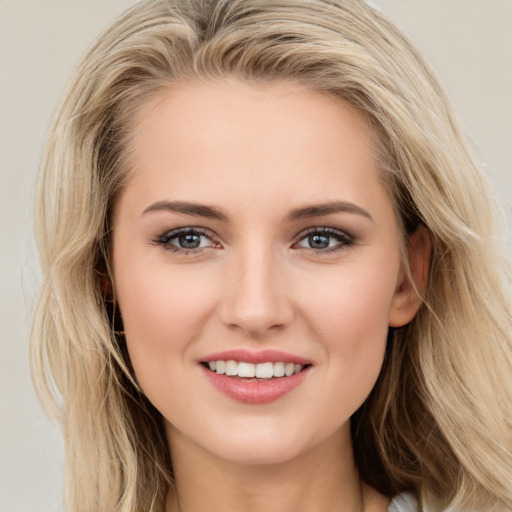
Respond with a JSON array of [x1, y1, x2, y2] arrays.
[[200, 349, 312, 365]]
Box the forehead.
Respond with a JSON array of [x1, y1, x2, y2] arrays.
[[118, 78, 393, 223]]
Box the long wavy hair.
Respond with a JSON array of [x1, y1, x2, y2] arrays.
[[31, 1, 512, 510]]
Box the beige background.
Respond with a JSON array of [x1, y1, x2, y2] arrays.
[[1, 1, 510, 510]]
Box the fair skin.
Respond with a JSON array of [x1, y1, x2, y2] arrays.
[[111, 79, 429, 512]]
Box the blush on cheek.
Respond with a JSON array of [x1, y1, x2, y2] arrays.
[[314, 280, 391, 400]]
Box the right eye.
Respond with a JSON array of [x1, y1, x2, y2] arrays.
[[154, 228, 218, 254]]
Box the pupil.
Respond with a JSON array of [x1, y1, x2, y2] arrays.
[[309, 234, 329, 249], [179, 234, 200, 249]]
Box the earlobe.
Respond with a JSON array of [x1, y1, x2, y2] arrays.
[[388, 224, 432, 328]]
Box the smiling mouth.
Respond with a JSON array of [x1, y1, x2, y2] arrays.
[[202, 360, 309, 380]]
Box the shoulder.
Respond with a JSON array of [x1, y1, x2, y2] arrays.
[[388, 492, 417, 512]]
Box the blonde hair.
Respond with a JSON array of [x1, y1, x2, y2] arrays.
[[31, 1, 512, 511]]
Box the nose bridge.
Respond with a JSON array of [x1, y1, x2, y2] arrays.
[[218, 239, 293, 337]]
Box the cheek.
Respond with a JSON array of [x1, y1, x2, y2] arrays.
[[300, 262, 397, 410], [113, 255, 219, 386], [301, 256, 398, 345]]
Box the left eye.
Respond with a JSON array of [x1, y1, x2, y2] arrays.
[[157, 228, 216, 251], [295, 229, 353, 251]]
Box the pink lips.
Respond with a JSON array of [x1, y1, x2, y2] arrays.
[[200, 349, 312, 404]]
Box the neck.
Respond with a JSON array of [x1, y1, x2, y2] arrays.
[[165, 423, 389, 512]]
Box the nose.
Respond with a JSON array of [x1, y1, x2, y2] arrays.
[[217, 246, 294, 339]]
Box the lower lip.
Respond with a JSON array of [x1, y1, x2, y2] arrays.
[[201, 365, 311, 404]]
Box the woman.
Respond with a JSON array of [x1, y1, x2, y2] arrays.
[[31, 0, 512, 511]]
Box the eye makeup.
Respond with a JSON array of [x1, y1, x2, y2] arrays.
[[151, 225, 356, 257], [152, 227, 219, 255], [292, 227, 355, 254]]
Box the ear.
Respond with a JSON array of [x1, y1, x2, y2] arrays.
[[388, 224, 431, 328]]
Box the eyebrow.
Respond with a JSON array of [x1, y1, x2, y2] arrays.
[[286, 201, 373, 222], [142, 200, 229, 221], [142, 200, 373, 222]]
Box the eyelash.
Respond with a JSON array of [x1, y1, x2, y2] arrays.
[[294, 227, 355, 253], [153, 227, 217, 255], [152, 227, 355, 255]]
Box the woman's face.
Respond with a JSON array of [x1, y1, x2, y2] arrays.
[[111, 79, 419, 465]]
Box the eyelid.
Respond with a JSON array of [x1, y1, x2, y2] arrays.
[[152, 225, 355, 255], [153, 226, 221, 253], [159, 226, 213, 242], [292, 226, 355, 252]]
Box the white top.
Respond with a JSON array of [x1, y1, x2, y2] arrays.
[[388, 492, 417, 512]]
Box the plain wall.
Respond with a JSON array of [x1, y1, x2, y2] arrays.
[[0, 1, 510, 510]]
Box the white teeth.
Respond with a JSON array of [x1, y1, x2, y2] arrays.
[[273, 362, 285, 377], [225, 360, 237, 376], [216, 360, 226, 375], [255, 362, 273, 378], [209, 360, 305, 379], [237, 362, 256, 378]]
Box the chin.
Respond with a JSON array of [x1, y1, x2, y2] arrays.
[[194, 416, 327, 467], [211, 437, 309, 466]]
